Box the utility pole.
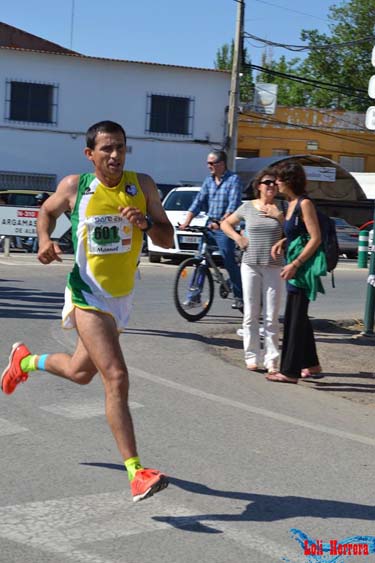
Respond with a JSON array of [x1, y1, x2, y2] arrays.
[[226, 0, 245, 170], [70, 0, 75, 50]]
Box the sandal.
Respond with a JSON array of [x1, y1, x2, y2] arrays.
[[266, 363, 278, 376], [301, 365, 323, 379], [266, 372, 298, 384], [246, 364, 259, 371]]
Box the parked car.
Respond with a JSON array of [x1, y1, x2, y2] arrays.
[[156, 184, 175, 202], [331, 217, 359, 258], [0, 189, 54, 206], [0, 189, 74, 253], [147, 186, 214, 263]]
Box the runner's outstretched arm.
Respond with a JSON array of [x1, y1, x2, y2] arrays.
[[37, 174, 78, 264]]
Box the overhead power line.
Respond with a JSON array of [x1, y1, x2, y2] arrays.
[[310, 107, 369, 133], [243, 32, 375, 52], [249, 64, 368, 102], [239, 112, 375, 149], [253, 0, 329, 22]]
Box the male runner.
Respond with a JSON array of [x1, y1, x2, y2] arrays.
[[1, 120, 174, 502]]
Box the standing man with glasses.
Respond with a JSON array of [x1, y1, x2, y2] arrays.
[[179, 149, 244, 310]]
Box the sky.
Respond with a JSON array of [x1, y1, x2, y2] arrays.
[[0, 0, 332, 71]]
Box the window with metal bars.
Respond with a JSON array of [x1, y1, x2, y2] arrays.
[[5, 80, 58, 125], [0, 172, 56, 191], [146, 94, 193, 136]]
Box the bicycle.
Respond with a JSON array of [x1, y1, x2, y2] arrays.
[[173, 225, 241, 321]]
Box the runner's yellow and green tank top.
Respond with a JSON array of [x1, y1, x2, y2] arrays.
[[67, 171, 146, 304]]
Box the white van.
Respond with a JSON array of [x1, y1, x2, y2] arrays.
[[147, 186, 209, 263]]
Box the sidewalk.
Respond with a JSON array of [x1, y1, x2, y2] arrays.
[[211, 319, 375, 406]]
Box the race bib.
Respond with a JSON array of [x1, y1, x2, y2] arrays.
[[86, 214, 132, 255]]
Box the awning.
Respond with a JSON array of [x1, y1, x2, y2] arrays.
[[349, 173, 375, 200], [235, 155, 367, 202]]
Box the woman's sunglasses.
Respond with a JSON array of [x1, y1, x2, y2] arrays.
[[260, 180, 277, 186]]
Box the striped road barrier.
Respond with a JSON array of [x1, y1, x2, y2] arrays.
[[358, 230, 369, 268]]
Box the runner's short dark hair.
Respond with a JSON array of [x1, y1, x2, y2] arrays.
[[86, 121, 127, 149]]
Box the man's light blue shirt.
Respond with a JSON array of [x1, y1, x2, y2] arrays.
[[188, 170, 243, 220]]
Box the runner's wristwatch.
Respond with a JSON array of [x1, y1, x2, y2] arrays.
[[140, 215, 153, 232]]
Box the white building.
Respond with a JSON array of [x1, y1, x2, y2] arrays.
[[0, 23, 231, 192]]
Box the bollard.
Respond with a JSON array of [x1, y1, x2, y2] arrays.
[[3, 237, 10, 257], [358, 229, 369, 268]]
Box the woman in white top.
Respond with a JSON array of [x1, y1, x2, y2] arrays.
[[221, 167, 284, 375]]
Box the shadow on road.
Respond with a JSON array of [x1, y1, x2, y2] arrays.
[[0, 283, 63, 320], [124, 327, 243, 350], [155, 476, 375, 529], [310, 374, 375, 395], [80, 463, 375, 532]]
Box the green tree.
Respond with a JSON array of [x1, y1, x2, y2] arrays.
[[257, 54, 309, 106], [214, 41, 254, 103], [299, 0, 374, 110], [256, 0, 374, 110]]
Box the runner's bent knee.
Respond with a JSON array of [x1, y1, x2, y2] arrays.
[[73, 370, 96, 385]]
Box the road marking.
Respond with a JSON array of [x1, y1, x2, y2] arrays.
[[0, 491, 296, 562], [131, 367, 375, 447], [50, 326, 375, 447], [40, 400, 143, 419], [0, 260, 68, 269], [0, 416, 28, 436], [0, 258, 71, 267], [139, 261, 177, 268]]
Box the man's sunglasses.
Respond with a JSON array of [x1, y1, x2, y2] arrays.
[[260, 179, 277, 186], [207, 160, 222, 165]]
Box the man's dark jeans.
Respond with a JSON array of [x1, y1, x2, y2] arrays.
[[206, 229, 242, 299]]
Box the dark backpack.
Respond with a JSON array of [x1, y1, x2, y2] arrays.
[[316, 210, 339, 274]]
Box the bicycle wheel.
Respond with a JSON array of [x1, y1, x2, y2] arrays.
[[174, 257, 214, 321]]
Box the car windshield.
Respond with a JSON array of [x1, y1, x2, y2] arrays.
[[164, 191, 198, 211], [7, 194, 40, 206]]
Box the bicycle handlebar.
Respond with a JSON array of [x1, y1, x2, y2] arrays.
[[176, 225, 210, 233]]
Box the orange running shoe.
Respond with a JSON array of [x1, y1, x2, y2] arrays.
[[1, 342, 31, 395], [131, 468, 169, 503]]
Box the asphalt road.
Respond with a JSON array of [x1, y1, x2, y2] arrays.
[[0, 254, 374, 563]]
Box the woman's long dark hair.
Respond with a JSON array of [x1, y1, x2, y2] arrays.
[[272, 161, 307, 196]]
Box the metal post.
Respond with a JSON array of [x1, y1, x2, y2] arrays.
[[363, 202, 375, 335], [358, 230, 369, 268], [70, 0, 75, 50], [3, 237, 10, 257], [226, 0, 244, 170]]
